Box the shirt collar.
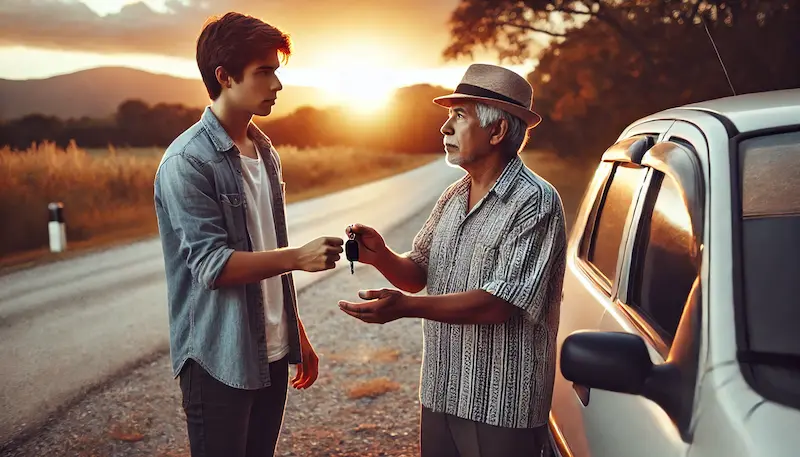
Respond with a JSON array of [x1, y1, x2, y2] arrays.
[[490, 155, 524, 201], [452, 155, 524, 203], [200, 105, 273, 154]]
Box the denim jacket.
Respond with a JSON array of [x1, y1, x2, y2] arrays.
[[154, 106, 302, 389]]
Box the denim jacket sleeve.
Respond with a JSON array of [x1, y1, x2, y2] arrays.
[[155, 154, 235, 290]]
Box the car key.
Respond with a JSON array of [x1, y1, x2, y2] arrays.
[[345, 229, 359, 274]]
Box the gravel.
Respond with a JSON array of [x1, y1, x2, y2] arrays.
[[1, 199, 436, 457]]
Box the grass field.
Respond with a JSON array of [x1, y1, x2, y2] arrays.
[[0, 141, 437, 269]]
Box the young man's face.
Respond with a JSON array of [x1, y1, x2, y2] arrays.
[[440, 102, 493, 167], [225, 48, 284, 117]]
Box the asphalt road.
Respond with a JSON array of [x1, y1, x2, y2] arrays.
[[0, 159, 464, 446]]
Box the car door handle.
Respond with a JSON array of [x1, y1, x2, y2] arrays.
[[572, 383, 590, 406]]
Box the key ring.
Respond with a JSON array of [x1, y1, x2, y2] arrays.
[[348, 225, 356, 240]]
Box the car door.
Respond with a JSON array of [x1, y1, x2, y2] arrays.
[[578, 131, 708, 457], [550, 123, 667, 457]]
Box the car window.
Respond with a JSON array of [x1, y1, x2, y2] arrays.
[[585, 163, 647, 286], [738, 129, 800, 410], [629, 174, 698, 346]]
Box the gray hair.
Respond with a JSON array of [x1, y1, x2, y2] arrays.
[[474, 103, 529, 156]]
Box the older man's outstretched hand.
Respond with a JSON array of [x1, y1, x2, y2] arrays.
[[338, 289, 407, 324]]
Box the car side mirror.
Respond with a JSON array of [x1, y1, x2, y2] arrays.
[[561, 331, 654, 395]]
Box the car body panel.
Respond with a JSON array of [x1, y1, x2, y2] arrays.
[[551, 89, 800, 457]]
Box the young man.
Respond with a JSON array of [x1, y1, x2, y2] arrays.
[[153, 12, 344, 457], [339, 64, 567, 456]]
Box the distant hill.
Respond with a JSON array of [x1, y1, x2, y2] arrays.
[[0, 67, 331, 120]]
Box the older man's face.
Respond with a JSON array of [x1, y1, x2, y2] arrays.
[[440, 102, 492, 167]]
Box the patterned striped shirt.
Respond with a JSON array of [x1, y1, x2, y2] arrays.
[[406, 155, 567, 429]]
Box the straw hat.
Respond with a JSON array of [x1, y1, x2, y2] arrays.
[[433, 64, 542, 129]]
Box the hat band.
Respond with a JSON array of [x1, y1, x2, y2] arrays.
[[455, 83, 526, 108]]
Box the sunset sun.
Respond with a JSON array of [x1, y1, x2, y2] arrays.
[[322, 73, 396, 114], [312, 44, 400, 114]]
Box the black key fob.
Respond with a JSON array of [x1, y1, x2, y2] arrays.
[[345, 238, 359, 262], [346, 237, 359, 274]]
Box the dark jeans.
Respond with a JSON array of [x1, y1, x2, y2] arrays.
[[420, 406, 549, 457], [179, 357, 289, 457]]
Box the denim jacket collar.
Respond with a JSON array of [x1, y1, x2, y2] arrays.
[[200, 105, 274, 154]]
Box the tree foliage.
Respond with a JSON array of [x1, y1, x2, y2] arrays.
[[444, 0, 793, 63], [443, 0, 799, 159]]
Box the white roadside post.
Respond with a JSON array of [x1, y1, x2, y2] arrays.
[[48, 202, 67, 253]]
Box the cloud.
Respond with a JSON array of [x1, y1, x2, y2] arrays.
[[0, 0, 209, 56], [0, 0, 460, 67]]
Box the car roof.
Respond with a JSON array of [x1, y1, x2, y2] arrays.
[[641, 89, 800, 134]]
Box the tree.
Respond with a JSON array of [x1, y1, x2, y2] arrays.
[[377, 84, 452, 153], [149, 103, 202, 146], [444, 0, 793, 64], [114, 100, 200, 147], [1, 114, 65, 150], [443, 0, 799, 160], [116, 99, 151, 146], [525, 5, 800, 158]]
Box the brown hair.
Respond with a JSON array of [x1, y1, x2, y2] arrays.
[[196, 12, 292, 100]]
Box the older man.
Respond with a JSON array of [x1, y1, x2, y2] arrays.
[[338, 64, 567, 456]]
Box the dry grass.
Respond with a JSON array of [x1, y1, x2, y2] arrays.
[[347, 377, 402, 400], [0, 141, 160, 260], [0, 141, 436, 263]]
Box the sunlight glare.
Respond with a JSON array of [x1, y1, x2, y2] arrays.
[[308, 44, 403, 115], [323, 70, 397, 115]]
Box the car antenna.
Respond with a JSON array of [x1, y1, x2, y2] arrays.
[[701, 14, 736, 96]]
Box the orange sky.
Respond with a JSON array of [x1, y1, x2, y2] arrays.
[[1, 0, 541, 108]]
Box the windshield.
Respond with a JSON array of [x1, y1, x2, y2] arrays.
[[737, 129, 800, 410]]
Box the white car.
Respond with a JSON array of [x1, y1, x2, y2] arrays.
[[548, 89, 800, 457]]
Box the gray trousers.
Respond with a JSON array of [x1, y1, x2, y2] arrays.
[[420, 406, 549, 457]]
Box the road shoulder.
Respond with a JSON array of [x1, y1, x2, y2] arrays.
[[1, 199, 435, 457]]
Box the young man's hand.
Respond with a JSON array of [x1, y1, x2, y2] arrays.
[[345, 224, 387, 266], [338, 289, 407, 324], [294, 237, 344, 272], [292, 331, 319, 389]]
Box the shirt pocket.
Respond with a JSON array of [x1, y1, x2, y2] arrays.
[[219, 192, 246, 246], [468, 242, 499, 287]]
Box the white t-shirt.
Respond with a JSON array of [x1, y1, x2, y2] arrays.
[[239, 145, 290, 363]]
